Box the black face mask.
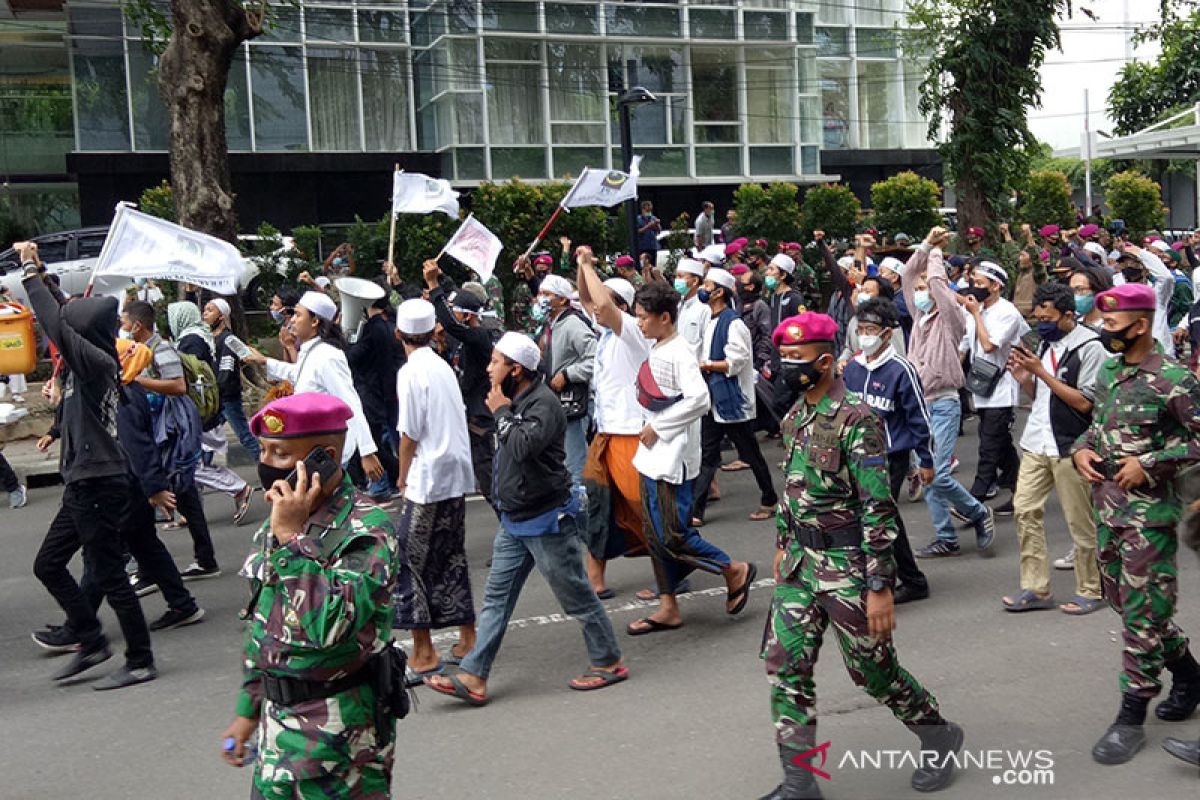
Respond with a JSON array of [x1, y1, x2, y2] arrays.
[[500, 369, 521, 399], [257, 461, 293, 491], [779, 357, 825, 393], [740, 287, 760, 305], [962, 286, 990, 303], [1099, 321, 1143, 354], [1120, 267, 1145, 284]]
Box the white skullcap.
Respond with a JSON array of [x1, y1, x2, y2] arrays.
[[539, 274, 573, 299], [975, 260, 1008, 286], [209, 298, 231, 319], [396, 298, 436, 335], [299, 290, 337, 322], [676, 258, 706, 278], [879, 256, 905, 275], [699, 244, 727, 265], [769, 253, 796, 275], [315, 276, 331, 289], [1149, 239, 1171, 253], [495, 331, 541, 371], [604, 277, 636, 308], [706, 268, 736, 291], [837, 255, 855, 271], [1083, 242, 1106, 259]]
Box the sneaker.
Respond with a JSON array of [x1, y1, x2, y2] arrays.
[[180, 563, 221, 581], [31, 624, 80, 653], [916, 540, 961, 558], [984, 485, 999, 500], [93, 664, 157, 691], [129, 573, 160, 597], [9, 484, 27, 509], [232, 486, 256, 526], [1054, 548, 1076, 571], [906, 471, 924, 502], [993, 497, 1014, 516], [52, 644, 112, 681], [974, 507, 996, 552], [12, 394, 25, 404], [149, 607, 205, 632]]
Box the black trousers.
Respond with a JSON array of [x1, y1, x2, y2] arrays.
[[886, 451, 929, 591], [33, 476, 153, 667], [88, 483, 196, 615], [176, 482, 217, 569], [469, 414, 496, 514], [0, 452, 18, 493], [691, 414, 778, 521], [970, 406, 1019, 498]]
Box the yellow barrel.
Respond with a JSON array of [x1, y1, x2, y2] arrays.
[[0, 303, 37, 375]]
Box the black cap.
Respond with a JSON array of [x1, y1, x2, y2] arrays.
[[450, 291, 483, 313]]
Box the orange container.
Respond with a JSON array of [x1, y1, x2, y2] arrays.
[[0, 303, 37, 375]]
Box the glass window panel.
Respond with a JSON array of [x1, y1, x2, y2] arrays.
[[903, 68, 927, 148], [251, 46, 308, 150], [857, 28, 898, 59], [815, 27, 848, 57], [553, 123, 605, 144], [801, 144, 820, 174], [819, 59, 850, 149], [491, 146, 546, 178], [629, 147, 686, 178], [456, 92, 484, 143], [607, 46, 684, 95], [261, 5, 302, 43], [71, 39, 130, 151], [308, 48, 360, 150], [546, 2, 599, 35], [746, 54, 793, 144], [450, 39, 482, 89], [689, 9, 735, 40], [695, 146, 741, 177], [856, 0, 901, 28], [486, 63, 544, 144], [692, 48, 738, 123], [126, 45, 169, 151], [484, 38, 539, 62], [627, 102, 668, 145], [548, 43, 605, 121], [605, 4, 680, 38], [68, 5, 123, 37], [669, 96, 686, 144], [816, 1, 848, 24], [552, 146, 605, 179], [857, 60, 899, 149], [694, 124, 739, 144], [796, 12, 814, 45], [744, 11, 788, 41], [305, 8, 354, 42], [357, 11, 407, 43], [361, 48, 411, 151], [798, 95, 820, 143], [481, 1, 539, 33], [750, 146, 793, 175], [448, 0, 479, 34], [414, 50, 436, 104], [455, 147, 487, 180], [798, 54, 817, 95], [418, 105, 438, 149]]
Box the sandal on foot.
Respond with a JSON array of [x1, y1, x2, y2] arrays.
[[634, 578, 692, 602], [726, 563, 758, 616], [1002, 589, 1055, 612], [1060, 595, 1105, 616], [405, 660, 445, 688], [595, 587, 616, 600], [425, 673, 488, 706], [720, 460, 749, 472], [748, 506, 773, 521], [568, 665, 630, 691], [626, 617, 683, 636]]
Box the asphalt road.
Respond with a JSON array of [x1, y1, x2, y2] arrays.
[[0, 417, 1197, 800]]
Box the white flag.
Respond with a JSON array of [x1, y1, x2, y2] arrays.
[[392, 171, 460, 217], [92, 204, 242, 294], [560, 156, 642, 209], [442, 214, 502, 284]]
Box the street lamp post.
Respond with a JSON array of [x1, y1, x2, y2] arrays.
[[617, 86, 657, 264]]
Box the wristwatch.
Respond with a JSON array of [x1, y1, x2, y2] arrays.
[[866, 575, 887, 593]]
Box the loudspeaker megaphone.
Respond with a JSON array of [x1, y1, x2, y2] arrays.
[[335, 276, 387, 343]]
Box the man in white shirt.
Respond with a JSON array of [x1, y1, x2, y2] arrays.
[[962, 261, 1029, 515], [1002, 283, 1106, 615], [393, 299, 477, 677], [674, 257, 711, 354], [1116, 242, 1176, 357], [690, 267, 777, 526]]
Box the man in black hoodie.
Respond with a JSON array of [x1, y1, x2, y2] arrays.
[[20, 243, 156, 689]]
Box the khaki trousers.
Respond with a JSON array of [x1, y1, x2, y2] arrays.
[[1013, 450, 1100, 599]]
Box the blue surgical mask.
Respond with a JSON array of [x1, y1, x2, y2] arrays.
[[674, 278, 689, 296], [332, 256, 348, 268], [855, 292, 872, 307], [531, 296, 550, 321], [1074, 294, 1094, 315], [913, 290, 933, 312], [270, 309, 285, 323], [697, 289, 711, 304]]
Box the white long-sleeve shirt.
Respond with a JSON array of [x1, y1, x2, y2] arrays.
[[700, 313, 756, 423], [1136, 248, 1176, 357], [632, 333, 710, 484], [265, 337, 378, 462]]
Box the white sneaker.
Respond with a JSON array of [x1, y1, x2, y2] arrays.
[[8, 485, 27, 508], [1053, 548, 1075, 571]]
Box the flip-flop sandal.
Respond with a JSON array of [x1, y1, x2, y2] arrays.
[[748, 507, 773, 521], [1002, 589, 1055, 612], [405, 659, 445, 688], [634, 578, 693, 602], [161, 518, 188, 530], [626, 617, 683, 636], [569, 665, 630, 691], [726, 563, 758, 616], [1060, 595, 1106, 616], [232, 487, 256, 526], [691, 517, 705, 527], [595, 588, 616, 600], [425, 673, 488, 706], [720, 460, 749, 472], [443, 645, 471, 667]]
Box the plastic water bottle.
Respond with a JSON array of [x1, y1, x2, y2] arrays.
[[223, 736, 258, 765]]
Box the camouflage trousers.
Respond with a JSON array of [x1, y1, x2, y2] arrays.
[[762, 561, 941, 751], [1097, 523, 1190, 699], [252, 685, 394, 799]]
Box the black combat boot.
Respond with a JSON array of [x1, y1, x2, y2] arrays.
[[1092, 693, 1148, 765], [1155, 649, 1200, 722], [1161, 737, 1200, 767], [758, 745, 823, 800], [910, 719, 964, 792]]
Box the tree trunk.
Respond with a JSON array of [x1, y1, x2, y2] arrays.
[[948, 93, 994, 236], [158, 0, 261, 337]]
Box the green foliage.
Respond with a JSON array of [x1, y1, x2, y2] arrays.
[[1104, 171, 1167, 239], [730, 182, 802, 246], [868, 171, 942, 239], [122, 0, 171, 56], [290, 225, 323, 264], [1107, 7, 1200, 136], [138, 181, 177, 222], [0, 197, 31, 244], [1027, 141, 1115, 194], [662, 213, 693, 273], [1016, 170, 1074, 228], [798, 183, 860, 244]]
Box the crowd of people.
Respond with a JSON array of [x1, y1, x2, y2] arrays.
[[7, 201, 1200, 798]]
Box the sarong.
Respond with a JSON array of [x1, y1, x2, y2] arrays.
[[583, 433, 647, 561], [393, 496, 475, 629]]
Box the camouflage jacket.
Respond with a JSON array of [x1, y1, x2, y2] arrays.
[[1074, 344, 1200, 529], [777, 379, 898, 587], [236, 475, 398, 718], [484, 275, 507, 323]]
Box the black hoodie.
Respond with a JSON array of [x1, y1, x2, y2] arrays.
[[23, 275, 127, 483]]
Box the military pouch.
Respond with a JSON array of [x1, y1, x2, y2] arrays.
[[371, 641, 413, 722]]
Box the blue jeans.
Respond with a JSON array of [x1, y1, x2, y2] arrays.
[[925, 396, 986, 544], [460, 514, 621, 680], [563, 414, 589, 490], [222, 398, 260, 460]]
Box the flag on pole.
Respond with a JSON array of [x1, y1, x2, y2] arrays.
[[392, 171, 460, 217], [560, 156, 643, 209], [91, 203, 242, 294], [441, 214, 502, 284]]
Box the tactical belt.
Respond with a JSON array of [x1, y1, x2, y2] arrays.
[[261, 668, 369, 706], [791, 523, 862, 551]]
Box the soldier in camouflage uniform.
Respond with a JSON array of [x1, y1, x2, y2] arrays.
[[760, 312, 963, 800], [221, 392, 400, 799], [1071, 283, 1200, 766]]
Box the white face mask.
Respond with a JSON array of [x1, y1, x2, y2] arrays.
[[859, 333, 884, 356]]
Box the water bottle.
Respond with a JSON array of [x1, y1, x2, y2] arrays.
[[223, 736, 258, 765]]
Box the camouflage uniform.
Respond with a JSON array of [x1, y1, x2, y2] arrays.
[[483, 275, 507, 323], [1074, 345, 1200, 699], [237, 475, 400, 799], [763, 379, 942, 757]]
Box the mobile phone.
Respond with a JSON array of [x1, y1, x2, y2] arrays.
[[286, 446, 339, 490], [1020, 329, 1041, 353], [225, 334, 251, 359]]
